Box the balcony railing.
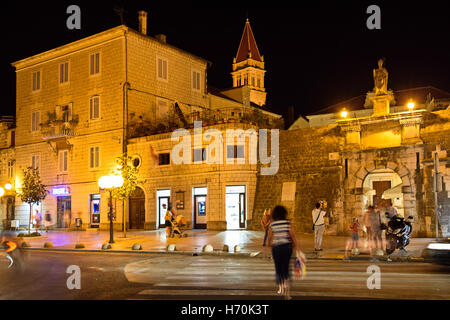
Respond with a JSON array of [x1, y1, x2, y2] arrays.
[[41, 122, 76, 140]]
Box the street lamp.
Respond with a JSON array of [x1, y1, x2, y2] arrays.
[[4, 183, 12, 191], [0, 187, 5, 198], [408, 101, 415, 112], [340, 109, 349, 119], [98, 175, 124, 244]]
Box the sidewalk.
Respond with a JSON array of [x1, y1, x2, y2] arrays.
[[3, 229, 433, 261]]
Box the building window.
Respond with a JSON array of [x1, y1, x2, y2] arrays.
[[31, 111, 40, 132], [257, 78, 261, 88], [227, 145, 245, 159], [7, 161, 14, 179], [192, 70, 201, 92], [59, 62, 69, 84], [158, 153, 170, 166], [90, 53, 100, 75], [193, 148, 207, 163], [89, 146, 100, 169], [157, 57, 168, 81], [59, 150, 68, 173], [237, 76, 242, 87], [32, 71, 41, 91], [32, 155, 40, 171], [252, 77, 255, 87], [90, 96, 100, 120]]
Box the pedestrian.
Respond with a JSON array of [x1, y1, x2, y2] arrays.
[[268, 206, 299, 300], [34, 209, 42, 232], [350, 218, 360, 250], [164, 204, 176, 237], [261, 209, 272, 246], [44, 210, 52, 232], [312, 203, 326, 251], [364, 205, 383, 255], [386, 203, 398, 219]]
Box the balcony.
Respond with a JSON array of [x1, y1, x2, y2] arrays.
[[41, 121, 77, 141]]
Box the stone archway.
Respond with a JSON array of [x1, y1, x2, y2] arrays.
[[129, 187, 146, 230], [362, 168, 405, 216]]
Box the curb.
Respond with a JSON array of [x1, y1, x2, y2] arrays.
[[21, 247, 427, 262]]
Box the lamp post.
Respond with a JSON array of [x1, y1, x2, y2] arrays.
[[98, 175, 124, 244]]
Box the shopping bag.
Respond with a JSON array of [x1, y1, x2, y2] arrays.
[[294, 251, 307, 280]]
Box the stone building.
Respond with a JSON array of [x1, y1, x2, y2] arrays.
[[0, 116, 16, 229], [250, 61, 450, 238], [9, 13, 281, 231]]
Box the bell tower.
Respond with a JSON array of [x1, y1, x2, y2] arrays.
[[232, 19, 267, 107]]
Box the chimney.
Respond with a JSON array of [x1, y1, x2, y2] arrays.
[[138, 11, 148, 35], [155, 34, 167, 43]]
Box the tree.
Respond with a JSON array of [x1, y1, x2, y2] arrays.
[[111, 154, 141, 237], [19, 167, 48, 234]]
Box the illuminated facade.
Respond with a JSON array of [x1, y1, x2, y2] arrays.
[[10, 15, 281, 231]]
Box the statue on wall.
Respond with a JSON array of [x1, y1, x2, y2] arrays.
[[373, 58, 389, 95]]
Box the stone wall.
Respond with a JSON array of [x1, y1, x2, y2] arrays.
[[249, 125, 345, 234]]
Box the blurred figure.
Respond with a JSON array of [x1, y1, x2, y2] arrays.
[[268, 206, 299, 300], [312, 203, 326, 251], [44, 210, 52, 233], [261, 209, 272, 246], [364, 205, 383, 255], [34, 209, 42, 232], [386, 203, 398, 219], [350, 218, 360, 251]]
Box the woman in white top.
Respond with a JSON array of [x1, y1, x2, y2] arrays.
[[268, 205, 299, 300]]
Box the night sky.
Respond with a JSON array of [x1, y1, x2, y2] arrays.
[[2, 2, 449, 122]]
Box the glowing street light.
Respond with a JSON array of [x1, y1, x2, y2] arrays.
[[408, 101, 415, 112], [0, 187, 5, 198], [98, 175, 124, 244], [4, 183, 12, 191], [340, 109, 349, 119]]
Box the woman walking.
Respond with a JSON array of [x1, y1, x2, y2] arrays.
[[268, 206, 299, 300]]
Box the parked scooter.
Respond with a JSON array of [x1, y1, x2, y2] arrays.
[[385, 214, 413, 255]]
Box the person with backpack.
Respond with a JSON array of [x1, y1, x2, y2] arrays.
[[312, 203, 326, 251]]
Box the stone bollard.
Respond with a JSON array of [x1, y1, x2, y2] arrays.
[[102, 243, 112, 250], [167, 244, 176, 252], [222, 245, 229, 253], [44, 242, 53, 248], [234, 245, 241, 253], [132, 243, 143, 251], [75, 243, 85, 249], [202, 244, 214, 253]]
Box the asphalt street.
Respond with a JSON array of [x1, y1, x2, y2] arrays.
[[0, 250, 449, 300]]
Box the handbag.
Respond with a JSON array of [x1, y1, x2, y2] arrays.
[[294, 250, 307, 280], [312, 210, 321, 231]]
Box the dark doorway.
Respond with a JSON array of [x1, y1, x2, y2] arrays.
[[57, 196, 71, 228], [194, 195, 207, 229], [129, 187, 145, 229]]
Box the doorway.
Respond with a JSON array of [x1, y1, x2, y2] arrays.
[[157, 190, 171, 228], [193, 187, 207, 229], [225, 186, 246, 230], [129, 187, 145, 229], [57, 196, 71, 228]]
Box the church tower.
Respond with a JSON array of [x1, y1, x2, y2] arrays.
[[232, 19, 267, 107]]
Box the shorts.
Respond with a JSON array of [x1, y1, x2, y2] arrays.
[[352, 233, 359, 241], [165, 220, 172, 227]]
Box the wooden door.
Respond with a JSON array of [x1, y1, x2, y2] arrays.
[[372, 181, 392, 210], [129, 199, 145, 229]]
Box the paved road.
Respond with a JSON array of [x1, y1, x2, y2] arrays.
[[0, 250, 449, 300]]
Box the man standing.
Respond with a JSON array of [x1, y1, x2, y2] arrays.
[[312, 203, 326, 251], [386, 203, 398, 219], [261, 209, 272, 246]]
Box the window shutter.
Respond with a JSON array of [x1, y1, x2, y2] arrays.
[[90, 147, 94, 168], [36, 71, 40, 90], [65, 63, 69, 82], [95, 147, 99, 168], [60, 64, 64, 83], [90, 54, 94, 75], [95, 53, 100, 74]]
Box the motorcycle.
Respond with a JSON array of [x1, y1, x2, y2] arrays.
[[385, 215, 413, 255]]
